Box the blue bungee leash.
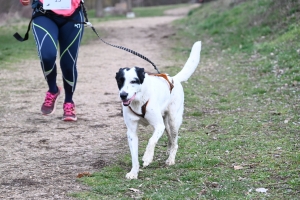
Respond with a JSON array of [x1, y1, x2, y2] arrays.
[[86, 23, 160, 74]]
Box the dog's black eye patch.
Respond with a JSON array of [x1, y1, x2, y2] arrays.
[[130, 78, 140, 84]]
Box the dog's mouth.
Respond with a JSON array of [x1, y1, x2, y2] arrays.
[[122, 93, 136, 106]]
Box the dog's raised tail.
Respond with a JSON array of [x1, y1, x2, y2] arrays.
[[173, 41, 201, 82]]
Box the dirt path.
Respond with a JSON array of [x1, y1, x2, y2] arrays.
[[0, 4, 199, 199]]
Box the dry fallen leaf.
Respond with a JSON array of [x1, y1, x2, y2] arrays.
[[199, 189, 207, 195], [129, 188, 140, 193], [211, 182, 219, 188], [255, 188, 268, 193], [77, 172, 91, 178], [234, 165, 244, 170]]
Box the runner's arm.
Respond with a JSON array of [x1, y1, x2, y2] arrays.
[[20, 0, 30, 6]]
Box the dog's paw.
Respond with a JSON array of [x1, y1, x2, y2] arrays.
[[126, 172, 138, 179], [142, 155, 153, 167], [142, 161, 150, 168], [165, 159, 175, 166]]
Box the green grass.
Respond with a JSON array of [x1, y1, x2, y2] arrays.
[[0, 24, 37, 68]]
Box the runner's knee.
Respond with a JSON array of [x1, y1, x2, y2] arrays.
[[40, 53, 57, 66]]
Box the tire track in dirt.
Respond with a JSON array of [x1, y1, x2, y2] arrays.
[[0, 4, 199, 199]]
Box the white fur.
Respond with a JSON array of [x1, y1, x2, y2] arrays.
[[118, 41, 201, 179]]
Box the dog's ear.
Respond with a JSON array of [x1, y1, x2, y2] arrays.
[[115, 68, 125, 89], [115, 68, 122, 81], [135, 67, 145, 84]]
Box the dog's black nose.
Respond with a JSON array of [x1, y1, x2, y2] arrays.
[[120, 92, 128, 100]]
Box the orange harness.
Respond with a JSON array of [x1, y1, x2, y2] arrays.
[[151, 73, 174, 93], [128, 73, 174, 118]]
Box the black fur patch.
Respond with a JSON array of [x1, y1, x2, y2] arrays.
[[115, 68, 125, 90], [135, 67, 145, 84]]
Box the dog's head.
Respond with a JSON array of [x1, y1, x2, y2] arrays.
[[115, 67, 145, 106]]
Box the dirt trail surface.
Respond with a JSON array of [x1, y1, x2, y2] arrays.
[[0, 4, 199, 199]]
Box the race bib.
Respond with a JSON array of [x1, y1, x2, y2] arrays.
[[43, 0, 71, 10]]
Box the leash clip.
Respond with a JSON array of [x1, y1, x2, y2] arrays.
[[85, 22, 93, 27]]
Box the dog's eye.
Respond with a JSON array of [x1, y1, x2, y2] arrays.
[[130, 79, 140, 84]]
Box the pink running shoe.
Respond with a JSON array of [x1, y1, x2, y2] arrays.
[[62, 102, 77, 121], [41, 87, 61, 115]]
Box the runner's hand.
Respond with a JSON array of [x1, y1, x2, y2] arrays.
[[20, 0, 30, 6]]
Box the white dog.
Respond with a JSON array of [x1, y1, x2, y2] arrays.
[[115, 41, 201, 179]]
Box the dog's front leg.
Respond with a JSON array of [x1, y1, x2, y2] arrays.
[[125, 122, 139, 179], [142, 121, 165, 167]]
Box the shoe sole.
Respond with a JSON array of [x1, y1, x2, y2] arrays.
[[62, 116, 77, 121]]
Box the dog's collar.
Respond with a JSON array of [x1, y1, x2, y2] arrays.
[[129, 100, 149, 118]]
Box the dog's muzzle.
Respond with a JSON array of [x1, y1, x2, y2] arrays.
[[120, 92, 136, 106], [120, 91, 128, 100]]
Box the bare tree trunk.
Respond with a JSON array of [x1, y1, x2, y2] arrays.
[[95, 0, 104, 17], [126, 0, 135, 18], [126, 0, 132, 13]]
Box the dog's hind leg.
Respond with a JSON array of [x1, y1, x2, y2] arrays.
[[125, 121, 139, 179], [164, 115, 173, 155], [142, 117, 165, 167], [165, 112, 182, 166]]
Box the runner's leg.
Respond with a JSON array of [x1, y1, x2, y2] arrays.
[[32, 16, 59, 94], [58, 9, 84, 103]]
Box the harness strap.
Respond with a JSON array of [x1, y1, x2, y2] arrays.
[[150, 73, 174, 93], [128, 73, 174, 118], [129, 100, 149, 118]]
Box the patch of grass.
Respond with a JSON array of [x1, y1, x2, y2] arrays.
[[0, 24, 37, 69], [174, 0, 299, 198]]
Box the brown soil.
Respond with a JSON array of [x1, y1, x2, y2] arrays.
[[0, 4, 199, 199]]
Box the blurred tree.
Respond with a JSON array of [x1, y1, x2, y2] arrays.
[[136, 0, 190, 6], [84, 0, 192, 9], [127, 0, 132, 12], [96, 0, 104, 17], [0, 0, 22, 14], [0, 0, 198, 15]]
